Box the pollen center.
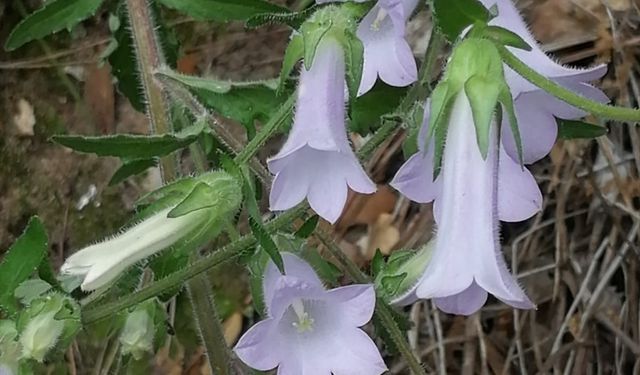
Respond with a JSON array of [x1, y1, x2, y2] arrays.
[[290, 299, 315, 333]]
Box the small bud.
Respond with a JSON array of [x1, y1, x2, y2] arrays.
[[20, 311, 63, 362], [119, 303, 157, 360]]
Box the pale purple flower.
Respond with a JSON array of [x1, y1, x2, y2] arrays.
[[389, 0, 610, 315], [391, 94, 537, 315], [481, 0, 609, 163], [234, 253, 386, 375], [268, 38, 376, 223], [316, 0, 419, 95]]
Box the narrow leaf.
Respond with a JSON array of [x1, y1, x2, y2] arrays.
[[344, 31, 365, 102], [52, 123, 203, 159], [294, 215, 319, 238], [557, 118, 608, 139], [5, 0, 104, 51], [246, 6, 314, 29], [249, 217, 284, 274], [109, 159, 158, 186], [279, 35, 304, 93], [0, 217, 48, 314], [157, 0, 288, 22], [483, 25, 532, 51]]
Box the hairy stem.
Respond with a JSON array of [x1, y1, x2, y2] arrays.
[[125, 0, 177, 180], [498, 45, 640, 122], [186, 274, 234, 375]]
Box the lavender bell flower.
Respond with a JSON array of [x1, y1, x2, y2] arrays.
[[389, 1, 610, 315], [317, 0, 419, 95], [234, 253, 387, 375], [268, 38, 376, 223], [482, 0, 609, 163]]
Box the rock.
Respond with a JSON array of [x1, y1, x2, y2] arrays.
[[12, 98, 36, 136]]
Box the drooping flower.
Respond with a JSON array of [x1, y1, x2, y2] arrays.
[[268, 37, 376, 223], [61, 172, 241, 291], [234, 253, 386, 375], [389, 0, 610, 315], [482, 0, 609, 163], [317, 0, 419, 95]]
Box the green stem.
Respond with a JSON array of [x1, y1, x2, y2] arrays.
[[186, 274, 233, 375], [125, 0, 178, 180], [497, 45, 640, 122], [82, 205, 307, 324], [234, 94, 295, 165], [316, 230, 426, 375]]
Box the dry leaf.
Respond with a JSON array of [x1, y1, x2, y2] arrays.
[[223, 312, 243, 345], [12, 98, 35, 136]]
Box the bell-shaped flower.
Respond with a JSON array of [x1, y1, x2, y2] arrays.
[[480, 0, 609, 163], [61, 172, 241, 291], [234, 253, 386, 375], [268, 37, 376, 223], [317, 0, 419, 95]]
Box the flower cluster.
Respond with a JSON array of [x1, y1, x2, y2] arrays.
[[268, 0, 608, 318]]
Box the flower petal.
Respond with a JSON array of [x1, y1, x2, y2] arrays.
[[476, 247, 534, 309], [234, 319, 282, 371], [390, 147, 440, 203], [263, 253, 324, 316], [329, 329, 388, 375], [498, 148, 542, 222], [327, 285, 376, 327], [501, 92, 557, 164], [269, 159, 311, 211], [434, 282, 488, 315]]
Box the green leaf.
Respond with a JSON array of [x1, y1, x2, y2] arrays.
[[482, 25, 532, 51], [109, 159, 158, 186], [249, 217, 284, 274], [5, 0, 104, 51], [350, 83, 407, 135], [246, 6, 314, 29], [433, 0, 490, 42], [158, 69, 290, 130], [371, 249, 385, 278], [294, 215, 319, 239], [343, 31, 365, 102], [464, 76, 501, 158], [279, 35, 304, 93], [380, 273, 407, 297], [427, 82, 457, 178], [0, 217, 48, 314], [14, 279, 52, 305], [157, 0, 288, 22], [557, 118, 608, 139], [52, 123, 203, 160], [498, 84, 524, 165], [301, 19, 332, 70]]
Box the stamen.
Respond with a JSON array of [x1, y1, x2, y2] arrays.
[[290, 299, 315, 333], [371, 8, 388, 31]]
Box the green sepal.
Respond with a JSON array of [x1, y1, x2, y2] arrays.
[[301, 17, 332, 71], [279, 34, 304, 94], [464, 75, 501, 159], [342, 29, 365, 102], [376, 242, 435, 304], [498, 84, 524, 165], [482, 25, 532, 51], [426, 82, 457, 179], [168, 171, 242, 218], [432, 0, 490, 42]]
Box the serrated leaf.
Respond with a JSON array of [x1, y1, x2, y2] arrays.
[[294, 215, 319, 238], [246, 6, 314, 29], [109, 159, 158, 186], [464, 76, 501, 158], [483, 25, 532, 51], [5, 0, 104, 51], [498, 84, 524, 165], [52, 123, 203, 160], [343, 31, 364, 101], [157, 0, 288, 21], [0, 217, 47, 314], [557, 118, 608, 139], [279, 35, 304, 93], [301, 20, 332, 71], [433, 0, 490, 42], [249, 217, 284, 274]]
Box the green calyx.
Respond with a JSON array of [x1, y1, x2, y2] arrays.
[[374, 241, 435, 302], [426, 38, 524, 178]]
